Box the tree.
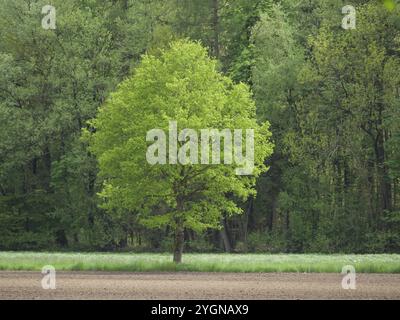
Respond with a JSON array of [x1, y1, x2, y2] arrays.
[[300, 2, 400, 246], [87, 40, 273, 262], [250, 1, 400, 253], [251, 4, 309, 249], [0, 0, 165, 249]]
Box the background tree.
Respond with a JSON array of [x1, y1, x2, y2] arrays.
[[1, 0, 399, 254], [250, 1, 400, 252], [0, 0, 163, 249], [87, 40, 273, 262]]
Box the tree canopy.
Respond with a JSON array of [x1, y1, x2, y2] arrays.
[[87, 40, 273, 262], [1, 0, 399, 254]]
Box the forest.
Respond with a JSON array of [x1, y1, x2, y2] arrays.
[[0, 0, 399, 255]]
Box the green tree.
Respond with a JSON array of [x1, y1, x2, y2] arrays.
[[300, 1, 400, 249], [87, 40, 273, 262], [251, 4, 310, 250], [250, 1, 400, 253], [0, 0, 163, 249]]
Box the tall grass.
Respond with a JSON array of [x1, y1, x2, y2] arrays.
[[0, 252, 399, 273]]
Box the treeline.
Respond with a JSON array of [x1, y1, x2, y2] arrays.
[[0, 0, 399, 253]]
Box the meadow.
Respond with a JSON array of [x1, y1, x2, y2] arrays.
[[0, 252, 399, 273]]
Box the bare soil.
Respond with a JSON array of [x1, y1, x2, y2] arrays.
[[0, 271, 399, 300]]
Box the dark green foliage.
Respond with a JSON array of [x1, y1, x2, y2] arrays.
[[1, 0, 399, 253]]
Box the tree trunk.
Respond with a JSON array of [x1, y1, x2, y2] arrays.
[[212, 0, 220, 58], [243, 199, 253, 242], [394, 179, 397, 210], [173, 196, 185, 263], [220, 216, 232, 252], [269, 194, 277, 232], [375, 129, 392, 215], [173, 225, 184, 263]]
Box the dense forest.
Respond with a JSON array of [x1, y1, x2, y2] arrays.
[[0, 0, 399, 254]]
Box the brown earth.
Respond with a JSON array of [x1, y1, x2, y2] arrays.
[[0, 271, 399, 300]]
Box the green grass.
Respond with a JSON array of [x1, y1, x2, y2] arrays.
[[0, 252, 399, 273]]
